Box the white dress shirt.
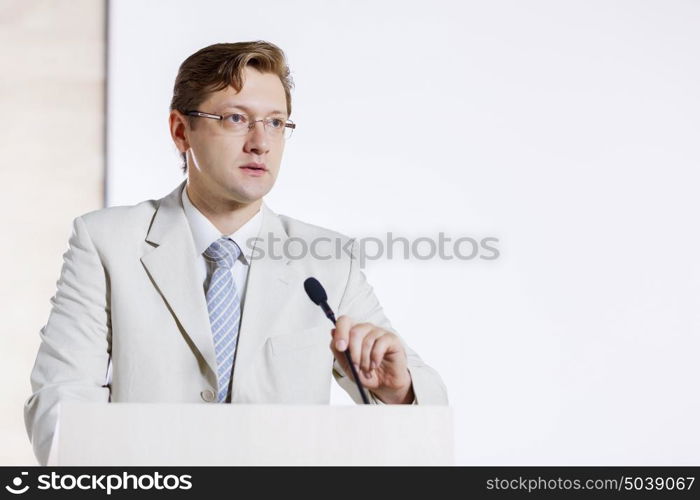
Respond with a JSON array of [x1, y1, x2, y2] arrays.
[[181, 186, 263, 304]]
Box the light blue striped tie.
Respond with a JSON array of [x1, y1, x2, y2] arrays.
[[203, 237, 242, 403]]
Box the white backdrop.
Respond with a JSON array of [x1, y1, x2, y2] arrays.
[[107, 0, 700, 464]]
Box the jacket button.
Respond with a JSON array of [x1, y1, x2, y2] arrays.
[[201, 389, 215, 402]]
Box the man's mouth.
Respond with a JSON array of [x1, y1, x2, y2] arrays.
[[240, 162, 267, 172]]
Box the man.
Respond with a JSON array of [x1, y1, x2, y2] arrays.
[[24, 41, 448, 465]]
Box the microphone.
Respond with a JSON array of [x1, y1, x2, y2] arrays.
[[303, 277, 369, 404]]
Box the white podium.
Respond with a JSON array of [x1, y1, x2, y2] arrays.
[[49, 403, 453, 466]]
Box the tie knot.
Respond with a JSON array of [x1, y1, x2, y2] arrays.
[[204, 238, 241, 269]]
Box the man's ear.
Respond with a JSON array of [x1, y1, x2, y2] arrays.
[[169, 110, 190, 153]]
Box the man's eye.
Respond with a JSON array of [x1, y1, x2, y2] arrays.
[[269, 118, 284, 128], [227, 113, 247, 124]]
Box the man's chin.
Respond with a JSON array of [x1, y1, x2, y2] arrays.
[[222, 185, 271, 206]]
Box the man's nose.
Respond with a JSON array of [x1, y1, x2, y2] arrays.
[[243, 121, 270, 155]]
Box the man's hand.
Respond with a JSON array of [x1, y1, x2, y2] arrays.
[[330, 315, 414, 404]]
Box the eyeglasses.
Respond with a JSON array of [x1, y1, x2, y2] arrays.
[[184, 110, 296, 139]]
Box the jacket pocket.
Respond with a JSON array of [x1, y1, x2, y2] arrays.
[[268, 325, 331, 356]]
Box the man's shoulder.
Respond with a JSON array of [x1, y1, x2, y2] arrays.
[[272, 211, 359, 274], [74, 197, 163, 246], [77, 183, 183, 230], [275, 211, 354, 245], [79, 198, 159, 228]]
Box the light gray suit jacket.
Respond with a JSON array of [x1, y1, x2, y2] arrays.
[[24, 181, 448, 465]]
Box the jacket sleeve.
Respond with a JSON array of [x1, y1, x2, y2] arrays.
[[332, 239, 448, 405], [23, 215, 112, 465]]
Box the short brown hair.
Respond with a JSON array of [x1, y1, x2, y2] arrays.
[[170, 41, 294, 173]]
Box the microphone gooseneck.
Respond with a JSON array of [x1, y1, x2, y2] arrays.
[[303, 277, 369, 404]]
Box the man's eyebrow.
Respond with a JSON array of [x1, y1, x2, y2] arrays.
[[219, 103, 287, 116]]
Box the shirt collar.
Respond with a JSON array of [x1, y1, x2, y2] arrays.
[[181, 185, 263, 265]]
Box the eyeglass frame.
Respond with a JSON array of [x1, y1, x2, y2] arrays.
[[183, 110, 296, 138]]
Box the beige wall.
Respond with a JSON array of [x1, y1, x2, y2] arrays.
[[0, 0, 104, 465]]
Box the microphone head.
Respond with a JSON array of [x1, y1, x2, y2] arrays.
[[304, 277, 327, 305]]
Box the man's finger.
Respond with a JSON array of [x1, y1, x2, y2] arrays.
[[330, 337, 350, 377], [333, 315, 353, 351], [371, 333, 401, 369], [348, 322, 373, 366], [360, 329, 382, 373]]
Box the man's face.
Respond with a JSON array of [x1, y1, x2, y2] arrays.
[[173, 66, 288, 206]]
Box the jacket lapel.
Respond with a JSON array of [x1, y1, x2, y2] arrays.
[[140, 181, 219, 378]]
